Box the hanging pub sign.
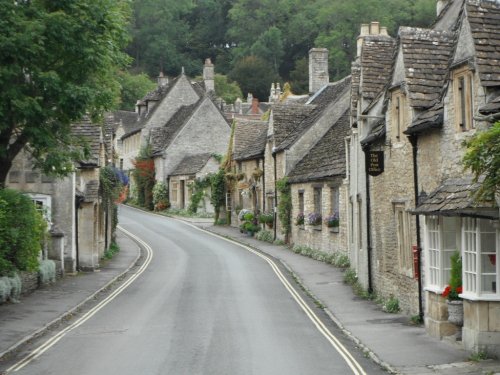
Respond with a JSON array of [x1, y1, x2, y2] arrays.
[[367, 151, 384, 176]]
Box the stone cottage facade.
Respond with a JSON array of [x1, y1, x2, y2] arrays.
[[6, 117, 113, 273], [350, 0, 500, 356]]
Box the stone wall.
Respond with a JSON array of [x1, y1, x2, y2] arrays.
[[463, 300, 500, 357], [290, 181, 348, 256]]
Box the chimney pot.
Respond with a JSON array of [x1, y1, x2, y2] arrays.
[[370, 21, 380, 35], [251, 98, 259, 115], [360, 24, 370, 36]]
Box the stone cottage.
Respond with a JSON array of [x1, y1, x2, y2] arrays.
[[355, 0, 500, 356], [348, 22, 395, 290], [230, 118, 268, 225], [6, 117, 113, 273]]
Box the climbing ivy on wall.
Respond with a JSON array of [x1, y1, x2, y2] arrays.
[[188, 177, 211, 214], [276, 177, 292, 241]]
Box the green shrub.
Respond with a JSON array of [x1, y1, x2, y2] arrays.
[[255, 230, 273, 243], [103, 242, 120, 260], [38, 259, 56, 284], [152, 181, 170, 211], [0, 273, 22, 303], [343, 268, 358, 285], [0, 189, 46, 276], [383, 296, 401, 313]]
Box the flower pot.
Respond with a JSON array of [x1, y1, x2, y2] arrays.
[[447, 300, 463, 326]]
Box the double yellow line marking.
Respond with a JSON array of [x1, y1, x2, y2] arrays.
[[187, 224, 367, 375], [6, 226, 153, 373]]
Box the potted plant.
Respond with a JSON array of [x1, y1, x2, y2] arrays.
[[306, 212, 322, 226], [442, 251, 463, 326], [239, 212, 260, 236], [258, 211, 274, 228], [324, 212, 340, 232], [295, 212, 305, 226]]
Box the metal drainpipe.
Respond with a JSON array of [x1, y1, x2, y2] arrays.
[[362, 145, 373, 294], [272, 150, 277, 241], [408, 134, 424, 322]]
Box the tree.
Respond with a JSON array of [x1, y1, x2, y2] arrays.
[[229, 56, 278, 101], [250, 27, 285, 74], [215, 74, 243, 104], [0, 0, 131, 186], [463, 121, 500, 202], [117, 71, 156, 111]]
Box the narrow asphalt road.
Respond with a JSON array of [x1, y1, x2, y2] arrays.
[[4, 206, 384, 375]]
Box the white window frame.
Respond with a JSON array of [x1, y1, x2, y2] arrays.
[[461, 218, 500, 300], [27, 194, 52, 225], [424, 216, 459, 292]]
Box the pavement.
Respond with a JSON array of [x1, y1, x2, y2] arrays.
[[0, 216, 499, 375]]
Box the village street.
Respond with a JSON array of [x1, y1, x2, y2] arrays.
[[0, 206, 383, 375]]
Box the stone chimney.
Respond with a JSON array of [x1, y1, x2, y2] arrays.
[[251, 98, 259, 114], [356, 22, 390, 57], [157, 72, 168, 87], [436, 0, 451, 16], [247, 93, 253, 104], [234, 98, 242, 114], [203, 58, 215, 92], [309, 48, 329, 94]]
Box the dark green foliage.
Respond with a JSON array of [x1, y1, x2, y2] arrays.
[[446, 251, 462, 301], [463, 122, 500, 202], [210, 169, 226, 224], [276, 177, 292, 240], [103, 242, 120, 260], [188, 177, 211, 214], [0, 0, 131, 185], [126, 0, 436, 95], [214, 75, 243, 104], [0, 189, 46, 276], [228, 56, 279, 101], [117, 71, 156, 111]]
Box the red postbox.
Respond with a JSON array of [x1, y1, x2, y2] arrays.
[[412, 245, 419, 279]]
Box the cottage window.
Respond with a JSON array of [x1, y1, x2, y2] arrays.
[[391, 90, 407, 141], [171, 182, 178, 203], [298, 191, 304, 215], [28, 194, 52, 225], [425, 216, 458, 290], [394, 204, 412, 276], [330, 187, 339, 215], [462, 218, 499, 298], [452, 67, 474, 132], [313, 187, 322, 215]]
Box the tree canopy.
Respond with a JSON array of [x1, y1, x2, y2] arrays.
[[0, 0, 131, 184], [126, 0, 436, 99]]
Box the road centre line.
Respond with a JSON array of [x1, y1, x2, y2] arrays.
[[6, 226, 153, 374]]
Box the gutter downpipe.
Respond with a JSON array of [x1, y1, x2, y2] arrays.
[[272, 149, 277, 241], [408, 134, 424, 322], [362, 144, 373, 294]]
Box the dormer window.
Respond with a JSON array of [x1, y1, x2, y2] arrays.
[[452, 67, 474, 132], [391, 89, 407, 141]]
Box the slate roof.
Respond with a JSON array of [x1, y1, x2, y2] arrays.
[[405, 102, 444, 135], [71, 117, 101, 166], [170, 153, 212, 176], [288, 110, 350, 183], [413, 177, 498, 219], [350, 62, 361, 122], [361, 119, 386, 146], [84, 180, 100, 202], [114, 110, 141, 137], [479, 95, 500, 115], [274, 76, 351, 152], [233, 119, 268, 161], [150, 101, 200, 156], [272, 104, 316, 150], [466, 0, 500, 87], [361, 35, 396, 101], [399, 27, 455, 109]]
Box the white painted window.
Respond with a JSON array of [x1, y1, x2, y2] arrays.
[[462, 218, 499, 299], [27, 194, 52, 225], [425, 216, 458, 290]]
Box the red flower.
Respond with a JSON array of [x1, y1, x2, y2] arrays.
[[456, 286, 463, 294], [441, 285, 451, 297]]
